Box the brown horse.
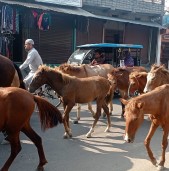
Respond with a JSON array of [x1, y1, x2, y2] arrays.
[[29, 65, 112, 138], [144, 64, 168, 93], [0, 54, 25, 89], [128, 71, 147, 97], [121, 84, 169, 171], [57, 63, 115, 122], [108, 66, 147, 117], [0, 87, 62, 171]]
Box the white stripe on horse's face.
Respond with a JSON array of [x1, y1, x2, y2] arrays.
[[144, 72, 154, 93]]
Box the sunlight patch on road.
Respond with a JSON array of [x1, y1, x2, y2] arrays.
[[20, 140, 34, 145], [81, 145, 127, 153]]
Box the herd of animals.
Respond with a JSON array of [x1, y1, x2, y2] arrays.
[[1, 54, 169, 171]]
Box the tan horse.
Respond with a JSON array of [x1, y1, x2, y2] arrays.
[[0, 87, 62, 171], [57, 63, 115, 122], [144, 64, 168, 93], [128, 71, 147, 97], [121, 84, 169, 171], [108, 66, 147, 117], [29, 65, 112, 138]]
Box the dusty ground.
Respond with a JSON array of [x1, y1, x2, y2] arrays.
[[0, 98, 169, 171]]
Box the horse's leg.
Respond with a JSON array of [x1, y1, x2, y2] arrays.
[[108, 87, 114, 115], [21, 123, 47, 171], [158, 126, 169, 170], [102, 88, 114, 118], [144, 121, 159, 166], [77, 103, 81, 121], [102, 102, 111, 132], [63, 103, 74, 139], [86, 99, 102, 138], [73, 103, 81, 124], [121, 102, 125, 117], [1, 133, 21, 171], [75, 103, 95, 123], [62, 103, 71, 137], [109, 100, 113, 115], [119, 90, 127, 118], [88, 102, 95, 117]]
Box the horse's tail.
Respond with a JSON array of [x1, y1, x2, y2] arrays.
[[105, 86, 114, 105], [13, 63, 26, 89], [34, 95, 63, 131]]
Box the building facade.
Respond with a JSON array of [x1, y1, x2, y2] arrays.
[[82, 0, 165, 64], [0, 0, 165, 65]]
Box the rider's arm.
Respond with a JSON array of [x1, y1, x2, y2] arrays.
[[19, 52, 35, 70]]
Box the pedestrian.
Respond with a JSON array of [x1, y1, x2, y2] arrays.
[[20, 39, 43, 90]]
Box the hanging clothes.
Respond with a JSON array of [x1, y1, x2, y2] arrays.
[[1, 5, 13, 33], [38, 12, 51, 31], [1, 5, 19, 34]]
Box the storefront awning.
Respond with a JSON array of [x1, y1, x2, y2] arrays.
[[93, 15, 163, 28], [0, 0, 163, 28], [0, 0, 95, 17]]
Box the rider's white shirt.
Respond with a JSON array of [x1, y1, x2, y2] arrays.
[[19, 48, 43, 73]]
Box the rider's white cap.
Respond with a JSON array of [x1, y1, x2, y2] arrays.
[[25, 39, 34, 45]]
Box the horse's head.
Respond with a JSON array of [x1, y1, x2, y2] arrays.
[[120, 98, 144, 143], [144, 64, 167, 93], [107, 73, 117, 89], [128, 72, 147, 97], [29, 65, 48, 93], [128, 72, 140, 96]]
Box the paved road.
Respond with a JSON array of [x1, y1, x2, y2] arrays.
[[0, 98, 169, 171]]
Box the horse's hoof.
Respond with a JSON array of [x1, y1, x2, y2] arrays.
[[151, 159, 157, 166], [63, 134, 68, 139], [73, 120, 79, 124], [86, 133, 92, 138], [157, 165, 164, 171], [69, 133, 73, 138], [36, 166, 44, 171], [104, 128, 110, 132]]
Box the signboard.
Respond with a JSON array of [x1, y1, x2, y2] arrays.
[[35, 0, 82, 7], [163, 34, 169, 40]]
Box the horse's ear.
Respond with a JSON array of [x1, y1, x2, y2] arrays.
[[137, 102, 144, 109], [120, 98, 128, 105]]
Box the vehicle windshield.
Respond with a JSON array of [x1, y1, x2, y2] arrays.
[[68, 49, 91, 64]]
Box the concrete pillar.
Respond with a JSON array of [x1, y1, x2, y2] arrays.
[[156, 28, 161, 65]]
